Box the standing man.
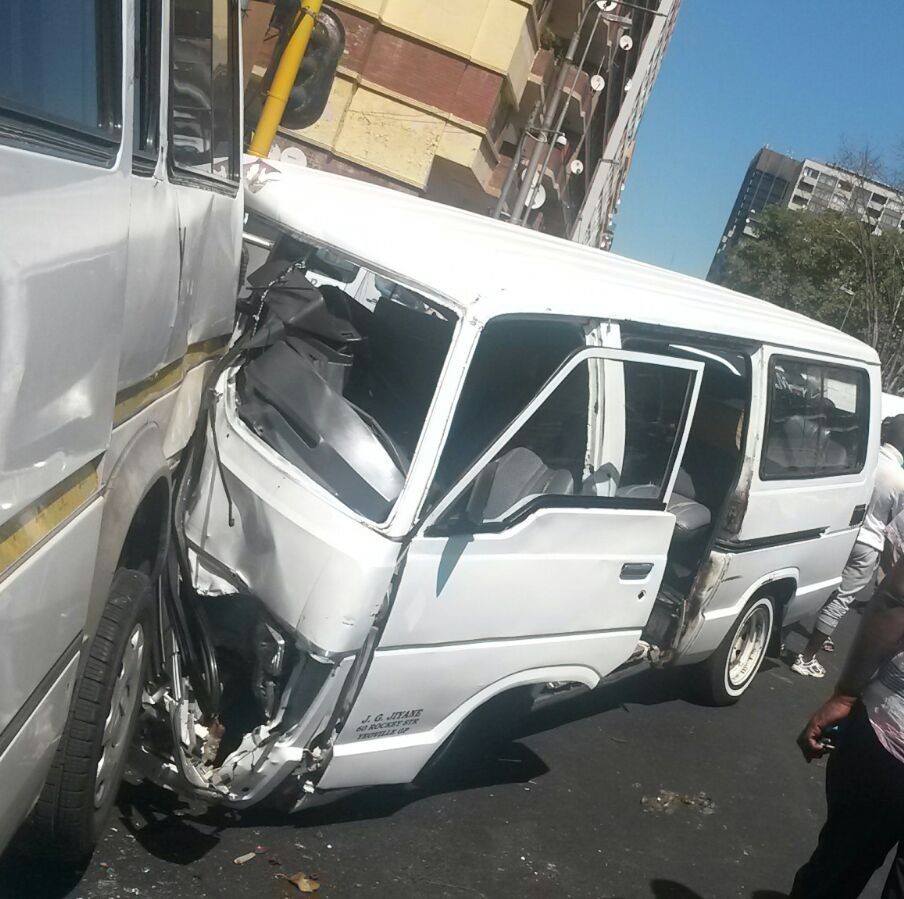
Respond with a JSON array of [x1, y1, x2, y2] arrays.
[[793, 415, 904, 678], [791, 554, 904, 896]]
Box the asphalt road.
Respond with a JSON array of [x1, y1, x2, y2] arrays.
[[1, 612, 893, 899]]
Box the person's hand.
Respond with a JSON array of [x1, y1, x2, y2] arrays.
[[796, 693, 857, 762]]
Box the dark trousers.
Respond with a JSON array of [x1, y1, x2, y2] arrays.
[[792, 703, 904, 898]]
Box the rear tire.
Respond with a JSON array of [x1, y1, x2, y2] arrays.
[[692, 594, 775, 706], [27, 569, 153, 864]]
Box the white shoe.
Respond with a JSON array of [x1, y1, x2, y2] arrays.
[[791, 654, 826, 678]]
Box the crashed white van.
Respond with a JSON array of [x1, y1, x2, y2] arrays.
[[139, 160, 880, 810]]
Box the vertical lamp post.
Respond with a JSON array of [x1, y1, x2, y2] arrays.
[[508, 0, 615, 225]]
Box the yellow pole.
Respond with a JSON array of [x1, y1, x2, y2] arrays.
[[248, 0, 324, 158]]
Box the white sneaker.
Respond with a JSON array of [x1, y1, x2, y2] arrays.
[[791, 654, 826, 678]]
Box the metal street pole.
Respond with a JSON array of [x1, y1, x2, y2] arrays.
[[509, 3, 604, 225], [492, 102, 538, 219], [519, 12, 603, 222]]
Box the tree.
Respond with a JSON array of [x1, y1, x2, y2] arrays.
[[719, 147, 904, 392]]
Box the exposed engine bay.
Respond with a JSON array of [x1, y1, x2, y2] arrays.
[[133, 228, 456, 809]]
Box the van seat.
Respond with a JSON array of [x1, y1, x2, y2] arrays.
[[668, 494, 712, 537], [467, 446, 574, 522], [766, 415, 850, 472], [616, 469, 711, 540]]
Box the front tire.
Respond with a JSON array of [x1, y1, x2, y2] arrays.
[[693, 594, 774, 706], [27, 569, 153, 864]]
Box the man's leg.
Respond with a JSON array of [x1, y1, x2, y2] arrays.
[[800, 544, 881, 663], [791, 706, 903, 898]]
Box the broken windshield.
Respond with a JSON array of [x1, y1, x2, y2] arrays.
[[236, 240, 456, 522]]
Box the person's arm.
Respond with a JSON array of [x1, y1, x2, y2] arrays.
[[797, 560, 904, 761], [882, 537, 896, 578], [883, 507, 904, 575]]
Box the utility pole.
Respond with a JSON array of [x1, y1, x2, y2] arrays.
[[508, 1, 612, 225]]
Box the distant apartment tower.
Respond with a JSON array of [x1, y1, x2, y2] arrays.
[[247, 0, 679, 248], [708, 146, 904, 281]]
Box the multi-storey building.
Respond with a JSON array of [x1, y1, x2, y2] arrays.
[[708, 146, 904, 282], [245, 0, 679, 248]]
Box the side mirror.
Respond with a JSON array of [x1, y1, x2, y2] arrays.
[[281, 8, 345, 130]]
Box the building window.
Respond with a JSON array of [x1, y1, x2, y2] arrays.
[[761, 357, 869, 480], [803, 167, 820, 179], [0, 0, 121, 153], [170, 0, 238, 183]]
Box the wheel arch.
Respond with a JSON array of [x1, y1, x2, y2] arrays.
[[413, 665, 599, 784], [714, 567, 799, 628], [677, 566, 799, 666], [86, 423, 171, 645], [754, 575, 797, 631]]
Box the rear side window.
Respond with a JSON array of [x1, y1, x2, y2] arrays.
[[761, 357, 869, 480], [170, 0, 239, 183], [0, 0, 121, 155]]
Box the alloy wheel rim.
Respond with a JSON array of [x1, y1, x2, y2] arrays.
[[94, 624, 145, 808]]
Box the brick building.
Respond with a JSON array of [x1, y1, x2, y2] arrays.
[[247, 0, 679, 248]]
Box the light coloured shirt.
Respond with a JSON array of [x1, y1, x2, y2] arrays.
[[886, 509, 904, 566], [857, 444, 904, 552], [865, 637, 904, 765]]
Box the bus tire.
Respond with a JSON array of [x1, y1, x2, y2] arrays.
[[28, 569, 153, 865]]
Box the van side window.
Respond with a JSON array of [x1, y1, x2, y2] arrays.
[[133, 0, 162, 173], [436, 356, 695, 531], [433, 318, 586, 495], [170, 0, 238, 183], [762, 357, 869, 480], [0, 0, 122, 164]]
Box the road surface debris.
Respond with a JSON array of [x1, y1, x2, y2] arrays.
[[641, 789, 716, 815]]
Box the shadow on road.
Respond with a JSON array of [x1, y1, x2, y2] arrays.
[[514, 664, 699, 743], [0, 855, 84, 899], [650, 880, 705, 898], [645, 880, 788, 898], [10, 729, 551, 876], [0, 663, 762, 894]]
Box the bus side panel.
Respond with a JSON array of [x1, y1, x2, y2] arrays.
[[0, 499, 103, 849], [0, 500, 103, 737], [0, 146, 129, 526], [0, 653, 80, 854]]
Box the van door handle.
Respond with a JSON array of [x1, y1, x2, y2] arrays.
[[621, 562, 653, 580]]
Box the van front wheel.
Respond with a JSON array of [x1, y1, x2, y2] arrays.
[[28, 569, 153, 865], [693, 595, 774, 706]]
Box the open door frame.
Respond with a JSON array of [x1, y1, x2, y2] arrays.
[[318, 347, 704, 790]]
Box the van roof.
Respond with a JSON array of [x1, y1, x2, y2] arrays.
[[246, 159, 879, 366]]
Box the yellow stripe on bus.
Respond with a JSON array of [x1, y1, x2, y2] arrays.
[[113, 335, 229, 427], [1, 334, 230, 578], [0, 461, 100, 578]]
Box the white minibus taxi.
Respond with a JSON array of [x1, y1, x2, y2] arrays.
[[140, 160, 880, 813]]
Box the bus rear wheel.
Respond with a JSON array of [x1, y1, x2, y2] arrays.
[[27, 569, 153, 865]]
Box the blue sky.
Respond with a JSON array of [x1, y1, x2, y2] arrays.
[[611, 1, 904, 278]]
